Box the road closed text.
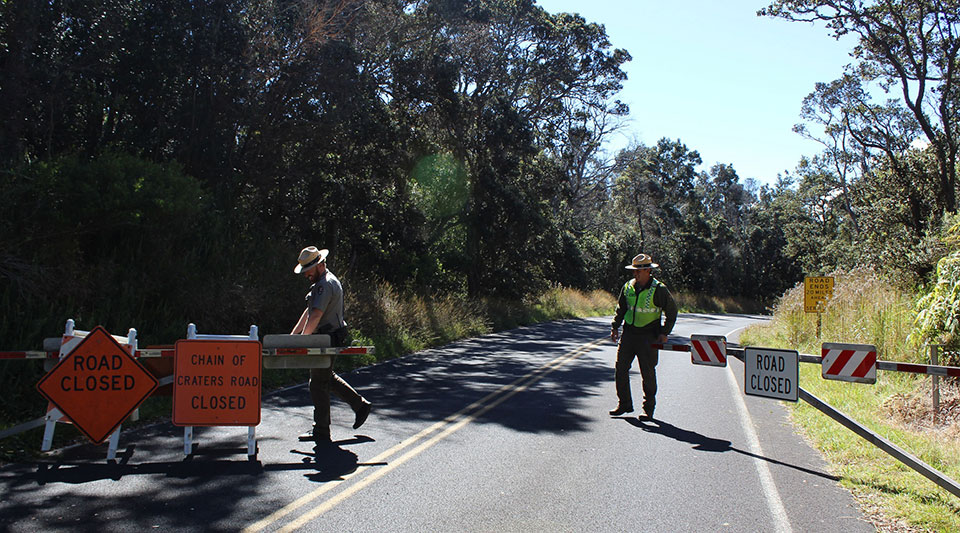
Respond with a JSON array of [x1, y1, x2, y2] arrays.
[[744, 347, 799, 402], [57, 354, 139, 391], [190, 394, 248, 410], [749, 373, 792, 396], [60, 374, 137, 391]]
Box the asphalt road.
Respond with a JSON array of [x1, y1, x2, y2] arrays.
[[0, 315, 875, 532]]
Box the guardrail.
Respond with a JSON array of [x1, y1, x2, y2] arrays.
[[658, 340, 960, 500]]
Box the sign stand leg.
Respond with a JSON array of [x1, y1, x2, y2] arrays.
[[184, 426, 193, 456], [247, 426, 256, 458], [107, 427, 120, 461], [41, 408, 63, 452]]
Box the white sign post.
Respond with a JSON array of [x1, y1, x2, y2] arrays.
[[744, 347, 799, 402]]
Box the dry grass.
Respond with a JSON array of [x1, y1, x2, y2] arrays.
[[765, 267, 916, 361], [883, 380, 960, 439], [672, 292, 766, 314], [347, 283, 616, 363]]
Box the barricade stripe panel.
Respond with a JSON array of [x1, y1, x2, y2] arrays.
[[133, 349, 174, 358], [826, 349, 855, 375], [268, 348, 308, 356], [653, 343, 690, 352], [838, 351, 866, 376], [693, 343, 710, 362], [0, 351, 51, 359], [852, 352, 877, 378], [877, 361, 960, 377], [262, 347, 373, 356], [338, 347, 370, 354], [708, 340, 725, 362]]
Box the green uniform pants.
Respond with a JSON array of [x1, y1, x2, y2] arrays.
[[309, 358, 364, 438], [615, 331, 659, 412]]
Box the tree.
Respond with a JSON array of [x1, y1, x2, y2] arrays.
[[613, 139, 701, 255], [795, 75, 873, 236], [761, 0, 960, 213], [370, 0, 631, 296]]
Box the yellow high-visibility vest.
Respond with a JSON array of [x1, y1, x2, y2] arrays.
[[623, 279, 662, 327]]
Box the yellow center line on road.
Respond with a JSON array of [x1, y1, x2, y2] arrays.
[[244, 337, 607, 533]]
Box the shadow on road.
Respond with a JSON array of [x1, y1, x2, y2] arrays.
[[625, 417, 839, 482], [286, 318, 615, 436], [21, 434, 382, 485]]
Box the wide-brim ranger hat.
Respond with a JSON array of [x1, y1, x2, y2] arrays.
[[294, 246, 329, 274], [625, 253, 658, 270]]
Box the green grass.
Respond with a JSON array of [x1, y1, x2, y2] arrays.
[[741, 268, 960, 531]]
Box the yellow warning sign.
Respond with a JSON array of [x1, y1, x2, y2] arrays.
[[804, 276, 834, 313]]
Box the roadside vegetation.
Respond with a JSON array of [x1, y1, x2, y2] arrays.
[[741, 268, 960, 532]]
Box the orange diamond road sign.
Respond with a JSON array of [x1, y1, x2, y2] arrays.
[[173, 339, 262, 426], [36, 326, 158, 444]]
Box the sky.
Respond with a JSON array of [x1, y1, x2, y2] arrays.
[[535, 0, 859, 186]]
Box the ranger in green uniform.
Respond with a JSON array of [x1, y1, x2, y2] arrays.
[[609, 254, 678, 420], [292, 246, 372, 444]]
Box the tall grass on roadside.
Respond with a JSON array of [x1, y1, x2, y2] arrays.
[[753, 267, 915, 360], [672, 292, 766, 315], [741, 267, 960, 532], [343, 283, 616, 367]]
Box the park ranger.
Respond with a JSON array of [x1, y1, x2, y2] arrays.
[[291, 246, 372, 444], [609, 253, 678, 420]]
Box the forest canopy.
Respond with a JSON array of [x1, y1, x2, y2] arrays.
[[1, 0, 958, 347]]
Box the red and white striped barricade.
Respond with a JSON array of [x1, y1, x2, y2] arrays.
[[821, 342, 877, 384], [651, 342, 690, 353], [260, 334, 375, 369], [39, 320, 139, 460], [691, 335, 727, 367]]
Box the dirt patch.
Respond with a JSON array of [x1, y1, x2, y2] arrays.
[[881, 378, 960, 440], [852, 490, 927, 533]]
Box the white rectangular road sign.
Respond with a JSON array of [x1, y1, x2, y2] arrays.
[[744, 347, 798, 402]]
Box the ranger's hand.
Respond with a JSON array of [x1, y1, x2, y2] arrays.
[[610, 328, 619, 343]]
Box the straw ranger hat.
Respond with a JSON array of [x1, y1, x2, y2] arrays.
[[294, 246, 329, 274], [625, 253, 658, 270]]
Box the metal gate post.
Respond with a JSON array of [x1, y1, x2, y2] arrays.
[[931, 344, 940, 425]]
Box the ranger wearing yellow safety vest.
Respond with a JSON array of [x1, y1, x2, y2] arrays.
[[609, 253, 678, 420]]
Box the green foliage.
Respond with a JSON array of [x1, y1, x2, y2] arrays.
[[911, 217, 960, 364], [411, 153, 470, 220]]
